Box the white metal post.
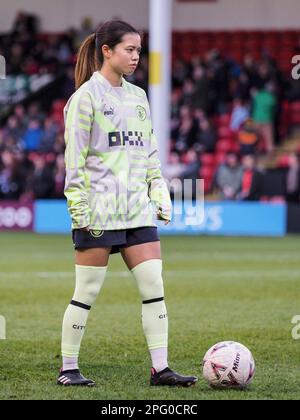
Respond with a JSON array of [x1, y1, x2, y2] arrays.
[[149, 0, 173, 171]]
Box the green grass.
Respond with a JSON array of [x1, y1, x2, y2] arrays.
[[0, 233, 300, 400]]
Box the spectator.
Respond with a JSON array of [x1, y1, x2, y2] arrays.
[[27, 102, 45, 123], [131, 67, 148, 92], [23, 56, 39, 75], [215, 152, 243, 200], [192, 66, 210, 113], [23, 118, 43, 152], [53, 133, 65, 155], [230, 98, 250, 132], [61, 66, 76, 98], [181, 149, 201, 180], [75, 17, 94, 47], [2, 115, 24, 144], [9, 43, 24, 74], [180, 149, 201, 200], [234, 71, 251, 101], [251, 82, 276, 152], [286, 153, 300, 203], [39, 118, 58, 153], [206, 49, 231, 114], [287, 78, 300, 102], [25, 154, 54, 198], [172, 59, 190, 88], [57, 38, 72, 65], [170, 89, 182, 131], [238, 118, 259, 156], [0, 149, 24, 199], [172, 105, 198, 153], [53, 153, 66, 198], [238, 154, 264, 201], [12, 11, 39, 37], [194, 111, 216, 153], [243, 55, 257, 87], [164, 152, 186, 182], [181, 79, 195, 107], [13, 104, 27, 131], [253, 60, 273, 89]]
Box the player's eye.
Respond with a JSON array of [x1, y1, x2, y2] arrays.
[[126, 48, 141, 55]]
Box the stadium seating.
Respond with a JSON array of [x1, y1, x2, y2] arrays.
[[172, 30, 298, 72]]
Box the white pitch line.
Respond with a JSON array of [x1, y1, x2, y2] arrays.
[[1, 270, 300, 280], [168, 252, 300, 262]]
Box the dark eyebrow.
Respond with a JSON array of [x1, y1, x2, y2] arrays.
[[126, 45, 142, 50]]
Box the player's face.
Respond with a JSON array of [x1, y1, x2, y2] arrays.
[[110, 33, 142, 76]]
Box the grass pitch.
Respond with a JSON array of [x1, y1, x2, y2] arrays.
[[0, 233, 300, 400]]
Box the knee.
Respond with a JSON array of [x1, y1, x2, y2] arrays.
[[146, 275, 164, 299], [131, 259, 164, 301], [73, 265, 107, 306], [83, 282, 102, 304]]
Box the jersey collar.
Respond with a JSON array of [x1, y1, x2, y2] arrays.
[[93, 71, 127, 91]]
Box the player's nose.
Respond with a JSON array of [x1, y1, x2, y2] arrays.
[[132, 51, 139, 61]]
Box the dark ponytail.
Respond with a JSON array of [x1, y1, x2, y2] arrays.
[[75, 34, 97, 90], [74, 20, 141, 90]]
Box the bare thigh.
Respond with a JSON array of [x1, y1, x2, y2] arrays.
[[121, 241, 161, 271], [75, 247, 111, 267]]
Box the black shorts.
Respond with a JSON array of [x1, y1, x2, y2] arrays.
[[72, 226, 159, 254]]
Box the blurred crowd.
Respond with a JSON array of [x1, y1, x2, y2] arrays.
[[213, 151, 300, 203], [0, 101, 66, 201], [168, 52, 292, 156], [1, 12, 300, 203]]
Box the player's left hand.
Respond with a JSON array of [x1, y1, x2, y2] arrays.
[[157, 209, 171, 225]]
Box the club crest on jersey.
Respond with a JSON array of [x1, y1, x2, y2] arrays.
[[90, 230, 104, 238], [136, 105, 146, 121]]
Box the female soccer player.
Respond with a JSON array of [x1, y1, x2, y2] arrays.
[[58, 20, 197, 388]]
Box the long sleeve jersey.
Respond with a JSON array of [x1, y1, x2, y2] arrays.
[[64, 71, 172, 230]]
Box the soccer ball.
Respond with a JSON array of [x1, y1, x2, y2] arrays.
[[202, 341, 255, 389]]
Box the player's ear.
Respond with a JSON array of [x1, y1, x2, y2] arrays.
[[102, 44, 112, 59]]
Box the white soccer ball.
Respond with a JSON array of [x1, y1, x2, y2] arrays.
[[202, 341, 255, 389]]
